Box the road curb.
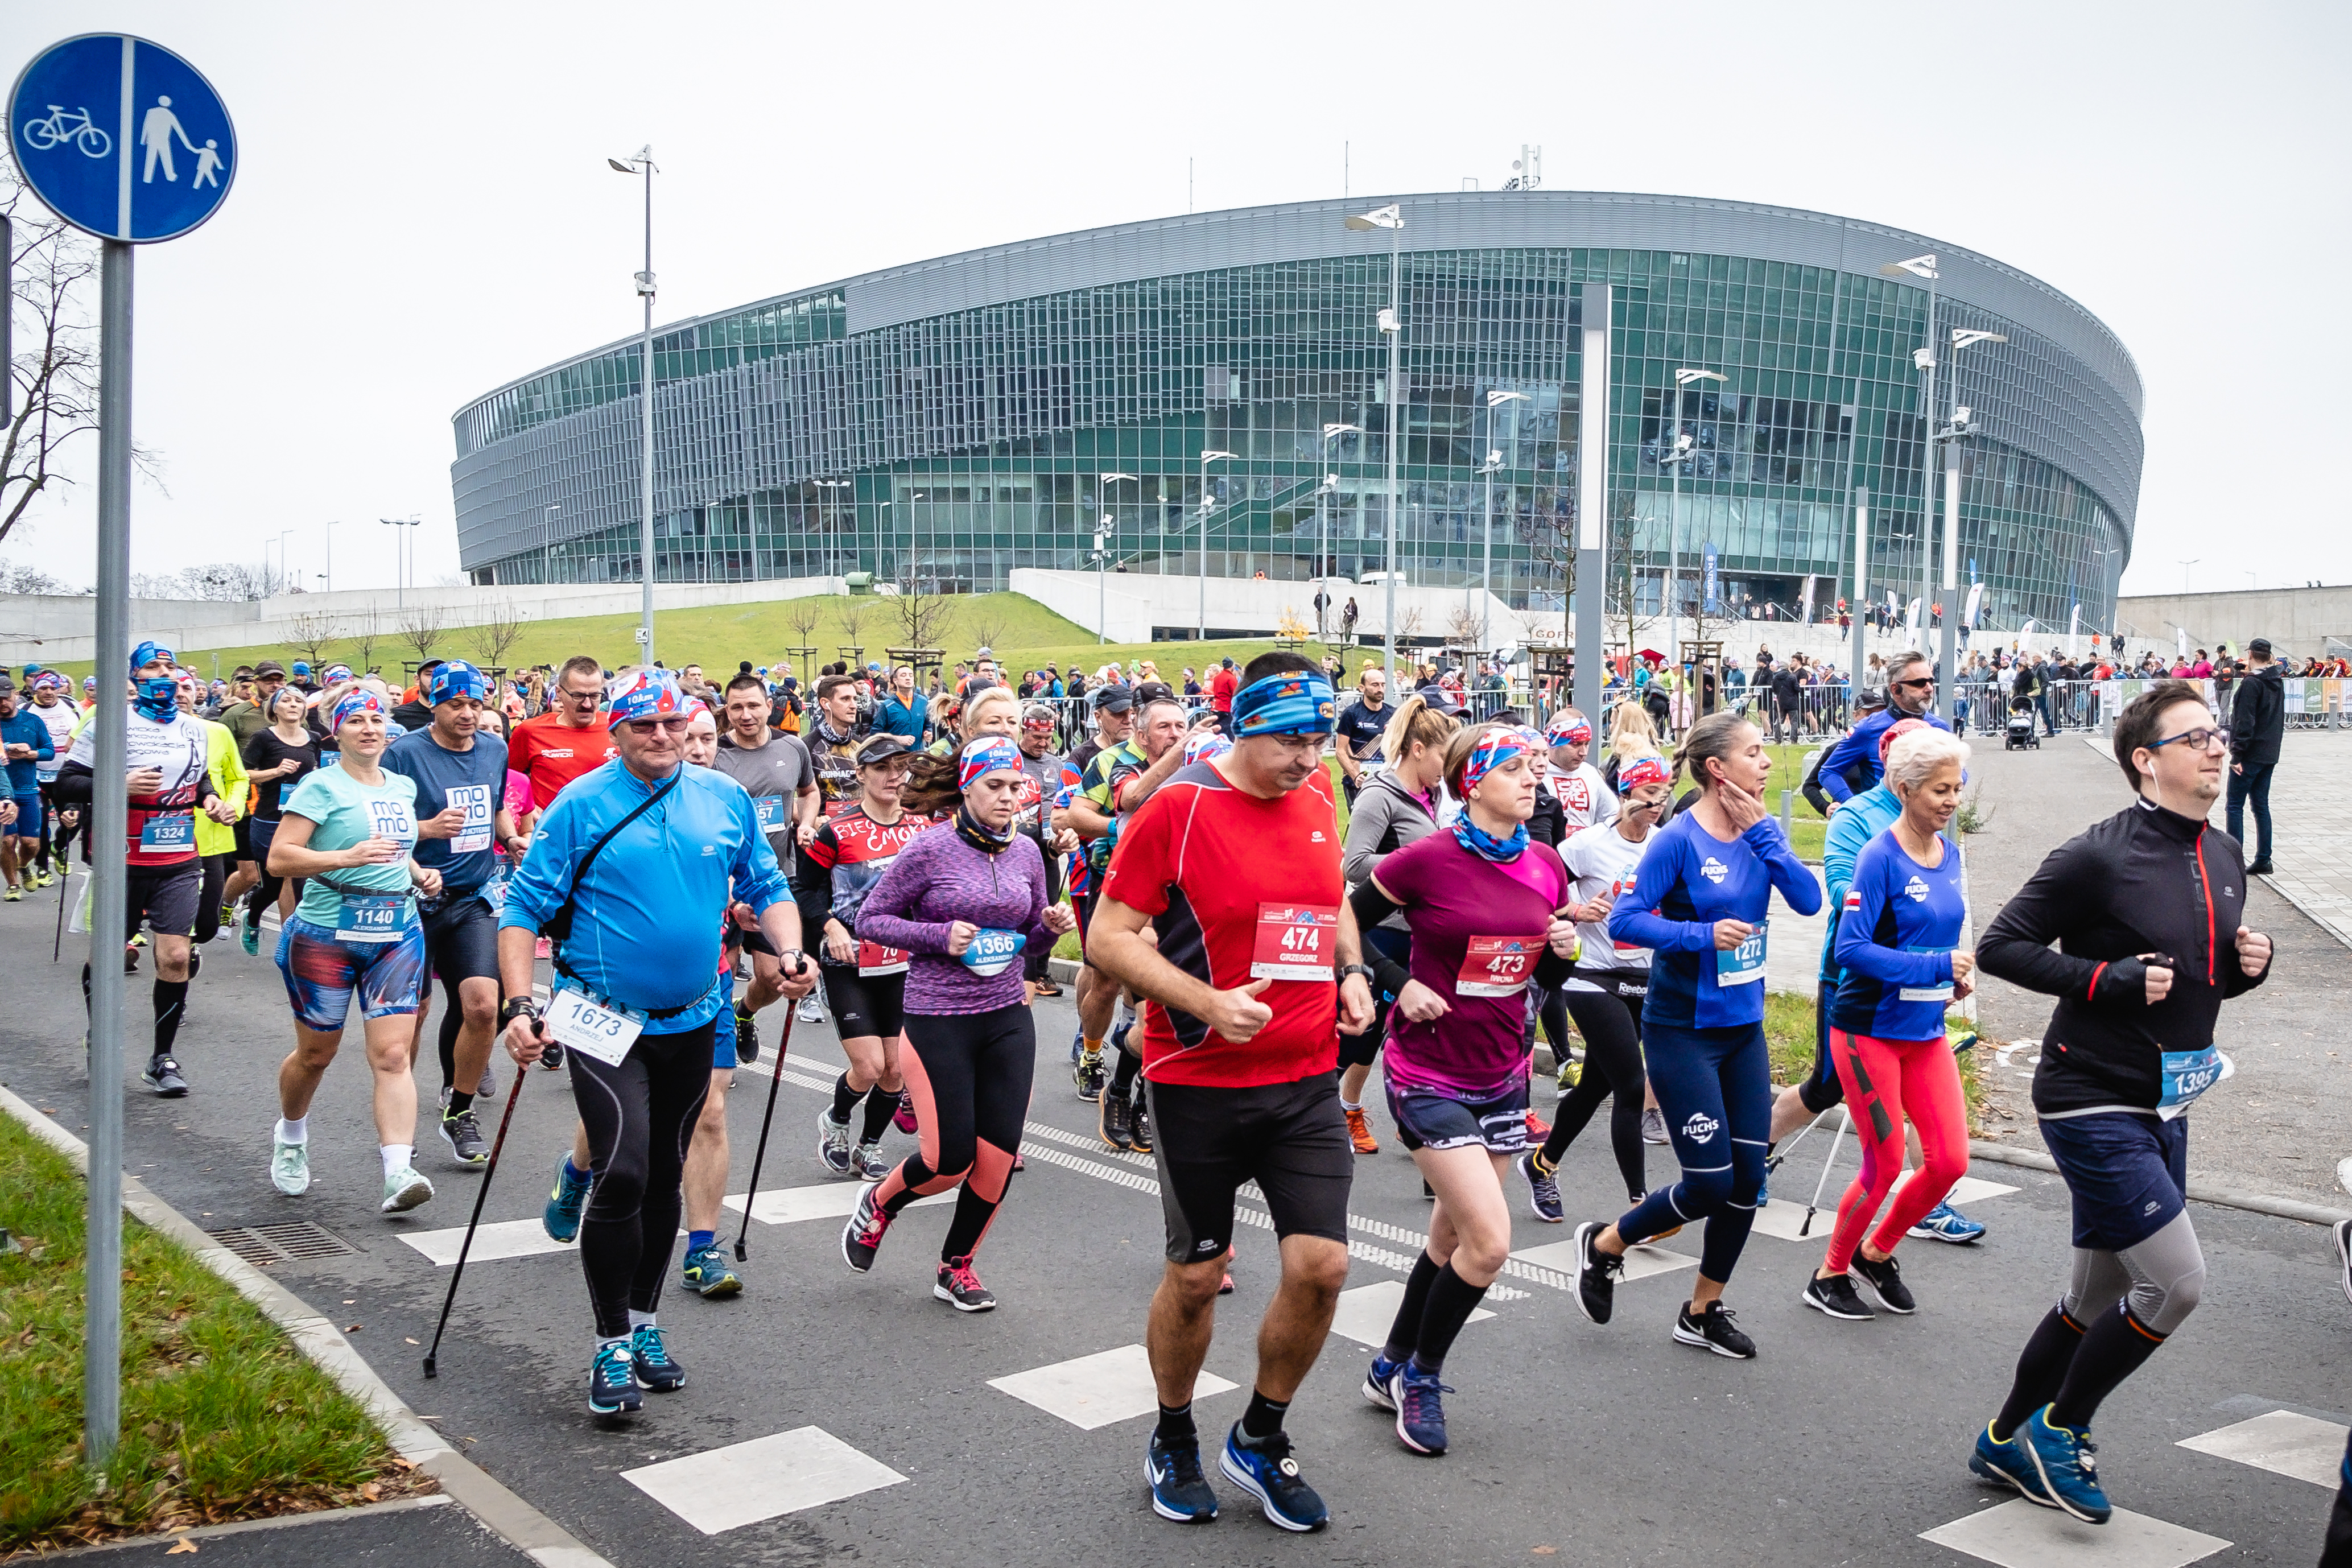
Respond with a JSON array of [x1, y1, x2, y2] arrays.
[[0, 1080, 615, 1568], [1970, 1136, 2352, 1228]]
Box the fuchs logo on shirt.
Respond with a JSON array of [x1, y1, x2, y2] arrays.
[[1699, 856, 1728, 884], [1904, 874, 1930, 902], [1682, 1111, 1720, 1142]]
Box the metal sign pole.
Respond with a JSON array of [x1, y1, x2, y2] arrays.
[[1573, 283, 1611, 723]]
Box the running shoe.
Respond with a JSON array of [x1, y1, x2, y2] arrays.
[[817, 1108, 855, 1175], [1099, 1083, 1136, 1152], [850, 1140, 892, 1181], [1673, 1300, 1756, 1360], [1145, 1431, 1219, 1523], [123, 942, 140, 974], [1640, 1106, 1669, 1144], [1344, 1105, 1379, 1155], [797, 994, 826, 1025], [1389, 1361, 1452, 1456], [680, 1244, 742, 1299], [587, 1340, 641, 1417], [539, 1039, 566, 1071], [2020, 1406, 2110, 1524], [543, 1156, 592, 1243], [629, 1322, 687, 1390], [270, 1138, 310, 1196], [1571, 1222, 1621, 1324], [1909, 1200, 1986, 1243], [1851, 1252, 1916, 1314], [1128, 1092, 1153, 1154], [841, 1183, 892, 1273], [2333, 1219, 2351, 1308], [1073, 1049, 1104, 1102], [1970, 1420, 2054, 1506], [4, 885, 20, 903], [735, 1005, 760, 1065], [238, 921, 260, 957], [1033, 977, 1063, 997], [893, 1088, 917, 1136], [1517, 1151, 1564, 1223], [1361, 1352, 1402, 1412], [1523, 1107, 1551, 1142], [439, 1109, 489, 1166], [1801, 1272, 1875, 1321], [185, 948, 201, 980], [142, 1055, 188, 1097], [1557, 1055, 1582, 1091], [1218, 1425, 1328, 1533], [381, 1165, 435, 1214], [934, 1255, 997, 1312], [218, 900, 236, 931], [477, 1064, 497, 1100]]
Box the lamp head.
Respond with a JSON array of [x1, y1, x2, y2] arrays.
[[1345, 204, 1404, 231]]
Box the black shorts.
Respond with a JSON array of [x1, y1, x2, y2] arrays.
[[232, 815, 254, 861], [1148, 1072, 1353, 1264], [820, 963, 905, 1039], [1797, 985, 1845, 1115], [126, 862, 203, 941], [418, 892, 500, 988], [1385, 1075, 1532, 1153], [1075, 884, 1103, 958]]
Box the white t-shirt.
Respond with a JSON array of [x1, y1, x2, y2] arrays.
[[31, 700, 78, 782], [1563, 822, 1653, 980], [1547, 762, 1618, 834]]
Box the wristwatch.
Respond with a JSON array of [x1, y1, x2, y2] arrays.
[[782, 948, 806, 974], [499, 996, 540, 1028], [1338, 963, 1376, 985]]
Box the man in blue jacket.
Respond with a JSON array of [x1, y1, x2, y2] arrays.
[[1817, 651, 1950, 803]]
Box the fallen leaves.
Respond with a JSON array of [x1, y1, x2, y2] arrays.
[[165, 1538, 198, 1555]]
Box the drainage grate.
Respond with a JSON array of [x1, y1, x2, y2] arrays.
[[206, 1222, 357, 1266]]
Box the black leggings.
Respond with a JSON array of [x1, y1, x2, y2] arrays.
[[1541, 983, 1649, 1201], [568, 1020, 715, 1338], [873, 1004, 1035, 1264], [243, 818, 303, 934]]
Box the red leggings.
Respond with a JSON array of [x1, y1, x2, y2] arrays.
[[1825, 1029, 1968, 1273]]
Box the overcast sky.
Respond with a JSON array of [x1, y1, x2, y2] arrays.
[[3, 0, 2344, 601]]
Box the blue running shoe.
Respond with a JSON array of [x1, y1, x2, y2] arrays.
[[1145, 1430, 1219, 1522], [1970, 1420, 2054, 1507], [1218, 1424, 1328, 1533], [1389, 1361, 1453, 1456], [543, 1157, 592, 1243], [1909, 1200, 1986, 1244], [629, 1323, 686, 1392], [1361, 1352, 1402, 1412], [2021, 1406, 2110, 1524], [680, 1244, 742, 1299], [587, 1340, 640, 1416]]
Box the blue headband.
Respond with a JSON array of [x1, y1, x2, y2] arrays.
[[428, 659, 490, 704], [329, 689, 386, 731], [129, 640, 174, 672], [608, 670, 682, 725], [1230, 671, 1338, 737], [958, 735, 1023, 791], [322, 664, 353, 685], [1461, 724, 1546, 797]]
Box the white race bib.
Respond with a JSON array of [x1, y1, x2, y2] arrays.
[[446, 783, 495, 854], [544, 988, 643, 1066]]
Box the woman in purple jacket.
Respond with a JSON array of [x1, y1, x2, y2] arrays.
[[840, 736, 1075, 1310]]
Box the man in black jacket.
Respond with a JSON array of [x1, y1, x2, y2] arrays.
[[2226, 637, 2285, 874], [1965, 679, 2271, 1526]]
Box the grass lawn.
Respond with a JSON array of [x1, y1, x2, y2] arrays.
[[0, 1113, 418, 1553]]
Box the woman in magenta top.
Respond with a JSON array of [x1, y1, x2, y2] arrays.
[[1346, 723, 1578, 1457]]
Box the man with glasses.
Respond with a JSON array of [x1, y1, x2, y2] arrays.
[[511, 655, 618, 809], [1817, 651, 1950, 806]]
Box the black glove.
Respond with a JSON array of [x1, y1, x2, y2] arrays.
[[2091, 954, 2173, 1004]]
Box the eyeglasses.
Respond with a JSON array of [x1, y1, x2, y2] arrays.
[[560, 687, 601, 704], [627, 717, 692, 735], [1893, 676, 1936, 692], [2149, 725, 2230, 753]]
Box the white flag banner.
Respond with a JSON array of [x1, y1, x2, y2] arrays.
[[1799, 575, 1817, 624], [1963, 583, 1985, 628]]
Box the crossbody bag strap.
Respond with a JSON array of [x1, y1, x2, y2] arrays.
[[547, 774, 677, 942]]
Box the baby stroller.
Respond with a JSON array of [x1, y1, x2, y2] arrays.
[[2004, 695, 2040, 750]]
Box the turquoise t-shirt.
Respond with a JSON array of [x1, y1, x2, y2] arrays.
[[282, 765, 420, 929]]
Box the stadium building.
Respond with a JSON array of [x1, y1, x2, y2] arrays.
[[451, 191, 2140, 633]]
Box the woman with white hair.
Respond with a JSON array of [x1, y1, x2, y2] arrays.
[[1802, 727, 1975, 1322]]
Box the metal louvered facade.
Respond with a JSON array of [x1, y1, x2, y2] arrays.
[[451, 190, 2140, 630]]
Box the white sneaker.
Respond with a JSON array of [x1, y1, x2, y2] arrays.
[[1641, 1107, 1670, 1145], [271, 1139, 310, 1195], [797, 995, 826, 1025], [381, 1166, 435, 1214]]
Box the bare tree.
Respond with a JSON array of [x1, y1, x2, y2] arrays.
[[834, 595, 872, 653], [283, 610, 343, 671], [0, 558, 81, 594], [1447, 604, 1488, 651], [346, 604, 383, 675], [887, 583, 958, 653], [127, 562, 286, 601], [963, 597, 1013, 658], [395, 603, 448, 664], [782, 596, 827, 653], [466, 598, 528, 671], [1516, 494, 1579, 646]]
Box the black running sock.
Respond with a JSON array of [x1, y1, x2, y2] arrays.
[[1993, 1303, 2086, 1439], [1410, 1262, 1492, 1375], [1110, 1046, 1142, 1098], [939, 1183, 999, 1261], [152, 977, 188, 1058], [1156, 1400, 1196, 1445], [860, 1083, 898, 1144], [1240, 1389, 1289, 1441], [1382, 1251, 1443, 1363], [830, 1072, 861, 1124], [447, 1090, 474, 1117], [2047, 1304, 2166, 1430]]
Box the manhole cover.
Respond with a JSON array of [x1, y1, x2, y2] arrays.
[[206, 1222, 357, 1266]]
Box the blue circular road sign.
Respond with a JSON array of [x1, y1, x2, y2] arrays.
[[10, 34, 235, 242]]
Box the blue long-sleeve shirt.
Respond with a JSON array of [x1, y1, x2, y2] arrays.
[[1830, 828, 1967, 1041], [1818, 782, 1902, 977], [1, 707, 55, 793], [500, 757, 789, 1033], [1609, 809, 1822, 1029], [1818, 707, 1951, 802]]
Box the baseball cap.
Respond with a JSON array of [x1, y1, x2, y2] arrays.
[[1090, 684, 1135, 714], [2248, 637, 2272, 657], [1133, 680, 1177, 705], [855, 733, 914, 768], [254, 659, 287, 679]]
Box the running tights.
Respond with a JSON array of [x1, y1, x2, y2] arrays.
[[1992, 1210, 2206, 1438], [872, 1004, 1034, 1263], [1540, 987, 1649, 1201], [568, 1021, 716, 1338], [1615, 1020, 1769, 1283], [1823, 1029, 1967, 1272]]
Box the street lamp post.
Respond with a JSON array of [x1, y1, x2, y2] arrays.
[[2178, 559, 2199, 593], [1346, 203, 1405, 687], [379, 517, 420, 610], [1660, 368, 1726, 671], [1319, 423, 1360, 639], [1196, 452, 1236, 642], [1932, 328, 2004, 695], [1480, 390, 1528, 643], [609, 147, 658, 666], [1881, 255, 1941, 667], [323, 521, 335, 595], [1097, 472, 1138, 644]]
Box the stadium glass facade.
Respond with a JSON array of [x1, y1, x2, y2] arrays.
[[452, 192, 2140, 632]]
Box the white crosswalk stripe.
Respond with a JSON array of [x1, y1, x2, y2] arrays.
[[621, 1426, 904, 1533]]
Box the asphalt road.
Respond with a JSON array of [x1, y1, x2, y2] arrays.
[[3, 897, 2348, 1568]]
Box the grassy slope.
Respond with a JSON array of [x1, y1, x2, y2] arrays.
[[0, 1113, 415, 1551]]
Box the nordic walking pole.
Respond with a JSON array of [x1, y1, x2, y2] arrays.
[[1764, 1105, 1833, 1178], [53, 868, 72, 963], [1799, 1107, 1852, 1238], [423, 1065, 529, 1379], [733, 1000, 801, 1264]]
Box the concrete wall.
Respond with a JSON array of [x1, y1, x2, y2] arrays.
[[1009, 568, 1521, 648], [2115, 586, 2352, 661], [0, 577, 843, 666]]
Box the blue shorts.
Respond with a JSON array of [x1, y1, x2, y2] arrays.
[[2040, 1111, 2189, 1252], [1384, 1075, 1530, 1153], [276, 915, 426, 1031], [712, 996, 737, 1071], [6, 793, 38, 837]]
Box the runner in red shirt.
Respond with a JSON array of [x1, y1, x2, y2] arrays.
[[1092, 652, 1373, 1533], [1206, 658, 1240, 725], [508, 655, 616, 807]]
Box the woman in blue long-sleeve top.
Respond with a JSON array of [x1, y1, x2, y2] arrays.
[[1567, 712, 1821, 1359]]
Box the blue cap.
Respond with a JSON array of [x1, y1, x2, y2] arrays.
[[428, 659, 490, 704]]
